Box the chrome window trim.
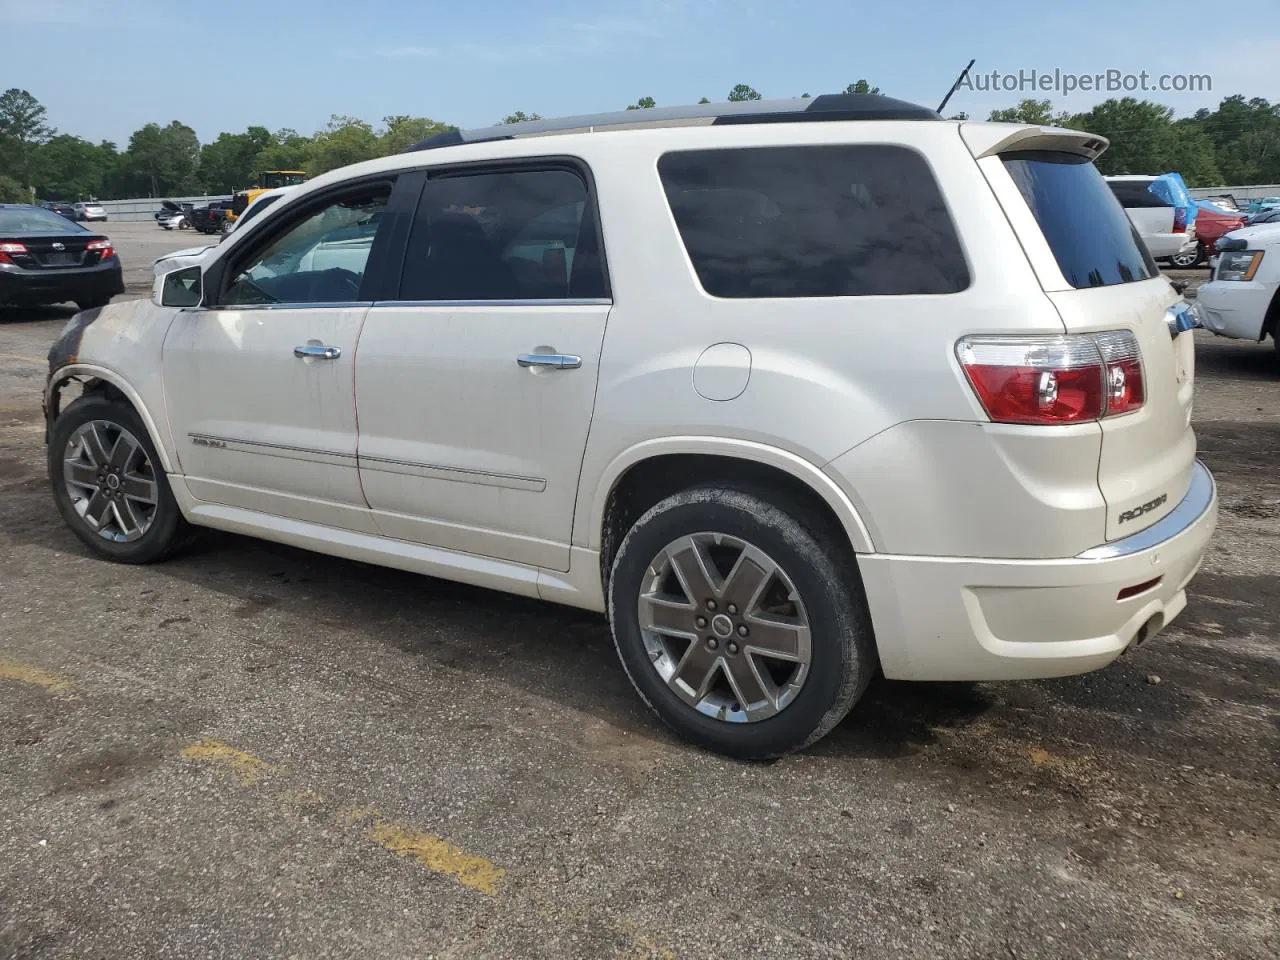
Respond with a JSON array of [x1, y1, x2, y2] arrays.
[[199, 301, 373, 312], [1076, 461, 1215, 560], [370, 298, 612, 308]]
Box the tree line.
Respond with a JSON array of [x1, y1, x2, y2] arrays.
[[2, 83, 1277, 203]]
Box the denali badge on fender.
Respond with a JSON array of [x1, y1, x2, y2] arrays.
[[1119, 493, 1168, 523]]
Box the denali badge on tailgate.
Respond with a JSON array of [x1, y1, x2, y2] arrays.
[[1120, 493, 1168, 524]]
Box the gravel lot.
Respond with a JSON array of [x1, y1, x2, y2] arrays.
[[1, 226, 1277, 959]]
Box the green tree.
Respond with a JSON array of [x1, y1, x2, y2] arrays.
[[121, 121, 201, 196], [988, 98, 1064, 125], [502, 111, 542, 124], [0, 174, 27, 203], [0, 88, 54, 189], [800, 93, 811, 99], [626, 96, 657, 111], [307, 115, 379, 175], [198, 126, 272, 193], [844, 80, 881, 95], [36, 135, 112, 199], [727, 84, 762, 102], [379, 115, 453, 155], [255, 128, 313, 173], [697, 97, 711, 104]]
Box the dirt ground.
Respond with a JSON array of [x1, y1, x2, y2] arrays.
[[0, 230, 1276, 959]]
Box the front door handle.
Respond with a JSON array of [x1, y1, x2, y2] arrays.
[[294, 344, 341, 360], [517, 353, 582, 370]]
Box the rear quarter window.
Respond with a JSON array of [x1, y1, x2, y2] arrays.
[[657, 145, 970, 298], [1004, 152, 1157, 289]]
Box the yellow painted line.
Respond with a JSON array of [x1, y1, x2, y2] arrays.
[[0, 659, 72, 695], [181, 745, 504, 894], [365, 815, 505, 896], [0, 354, 45, 366], [181, 738, 273, 785]]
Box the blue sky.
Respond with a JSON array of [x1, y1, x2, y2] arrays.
[[2, 0, 1275, 146]]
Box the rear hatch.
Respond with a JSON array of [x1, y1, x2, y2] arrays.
[[964, 125, 1196, 542], [2, 234, 101, 269]]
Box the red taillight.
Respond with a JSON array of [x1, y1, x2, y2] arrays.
[[86, 238, 114, 260], [1173, 208, 1187, 233], [0, 241, 28, 265], [957, 332, 1145, 426]]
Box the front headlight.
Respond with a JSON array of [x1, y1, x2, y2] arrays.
[[1216, 250, 1264, 281]]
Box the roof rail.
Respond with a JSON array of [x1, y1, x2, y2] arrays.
[[406, 93, 941, 153]]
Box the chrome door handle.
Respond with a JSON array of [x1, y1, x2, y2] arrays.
[[517, 353, 582, 370], [294, 344, 341, 360]]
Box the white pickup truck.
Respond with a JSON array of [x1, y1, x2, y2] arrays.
[[1106, 175, 1197, 261]]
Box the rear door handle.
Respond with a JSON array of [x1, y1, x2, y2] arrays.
[[517, 353, 582, 370], [294, 344, 341, 360]]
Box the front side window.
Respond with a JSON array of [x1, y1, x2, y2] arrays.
[[399, 167, 607, 301], [222, 184, 390, 305], [658, 145, 970, 298]]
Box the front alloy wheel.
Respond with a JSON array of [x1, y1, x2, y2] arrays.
[[62, 420, 158, 542]]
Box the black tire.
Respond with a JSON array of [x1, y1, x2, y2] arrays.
[[48, 395, 188, 564], [608, 485, 877, 759], [75, 297, 111, 311]]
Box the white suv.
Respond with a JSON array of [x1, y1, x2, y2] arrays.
[[43, 95, 1217, 758], [1195, 223, 1280, 355]]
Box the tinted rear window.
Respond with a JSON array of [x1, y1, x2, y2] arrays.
[[658, 145, 969, 298], [1003, 152, 1157, 288], [1107, 179, 1171, 208], [0, 206, 87, 233]]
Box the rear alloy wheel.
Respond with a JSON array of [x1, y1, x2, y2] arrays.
[[609, 486, 876, 758], [48, 396, 187, 563], [1169, 245, 1204, 269]]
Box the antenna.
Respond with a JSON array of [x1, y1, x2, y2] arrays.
[[936, 59, 976, 116]]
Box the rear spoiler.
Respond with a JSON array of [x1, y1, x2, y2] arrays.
[[959, 122, 1109, 162]]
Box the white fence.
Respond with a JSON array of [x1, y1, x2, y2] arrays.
[[1188, 184, 1280, 201], [97, 195, 229, 223]]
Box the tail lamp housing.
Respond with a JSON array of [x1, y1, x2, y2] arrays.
[[0, 241, 28, 265], [956, 331, 1145, 425], [86, 238, 115, 260]]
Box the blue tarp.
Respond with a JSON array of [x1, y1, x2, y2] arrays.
[[1149, 173, 1198, 227]]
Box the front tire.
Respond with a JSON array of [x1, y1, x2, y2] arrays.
[[48, 395, 187, 564], [608, 486, 876, 759]]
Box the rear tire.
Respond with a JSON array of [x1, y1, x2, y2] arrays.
[[1169, 244, 1205, 269], [75, 297, 111, 311], [48, 395, 188, 564], [608, 485, 877, 759]]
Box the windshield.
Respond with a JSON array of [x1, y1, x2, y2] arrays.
[[1003, 151, 1157, 288], [0, 206, 89, 234]]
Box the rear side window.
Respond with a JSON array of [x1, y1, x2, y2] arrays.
[[399, 166, 609, 301], [1003, 152, 1157, 288], [657, 145, 969, 298], [1107, 179, 1170, 209]]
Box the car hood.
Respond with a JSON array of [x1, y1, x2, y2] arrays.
[[1220, 222, 1280, 248]]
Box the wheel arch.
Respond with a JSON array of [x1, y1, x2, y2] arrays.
[[46, 364, 176, 473], [1263, 285, 1280, 343], [589, 438, 875, 586]]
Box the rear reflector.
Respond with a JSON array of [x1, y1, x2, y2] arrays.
[[1118, 576, 1162, 600], [956, 331, 1145, 425]]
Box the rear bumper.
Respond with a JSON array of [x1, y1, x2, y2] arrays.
[[1195, 280, 1274, 341], [0, 258, 125, 306], [861, 461, 1217, 681]]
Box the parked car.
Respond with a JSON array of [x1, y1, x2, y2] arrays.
[[188, 200, 232, 234], [41, 201, 78, 221], [1196, 223, 1280, 355], [44, 95, 1216, 758], [72, 202, 108, 223], [1245, 203, 1280, 224], [1106, 174, 1196, 260], [1169, 200, 1246, 268], [1245, 208, 1280, 227], [154, 200, 189, 230], [0, 203, 124, 309]]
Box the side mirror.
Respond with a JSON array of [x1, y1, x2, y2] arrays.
[[157, 265, 204, 307]]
